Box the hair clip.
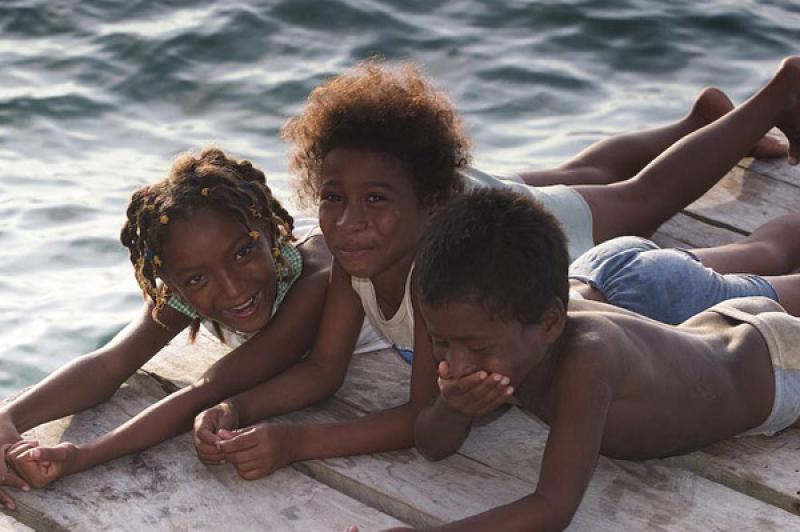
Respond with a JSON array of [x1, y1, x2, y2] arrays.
[[201, 187, 209, 197], [249, 230, 260, 240], [160, 214, 169, 225], [272, 246, 281, 259]]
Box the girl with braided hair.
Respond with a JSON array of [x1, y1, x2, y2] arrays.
[[0, 147, 385, 498]]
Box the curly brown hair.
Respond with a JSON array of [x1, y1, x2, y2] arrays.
[[120, 147, 294, 339], [282, 60, 472, 207]]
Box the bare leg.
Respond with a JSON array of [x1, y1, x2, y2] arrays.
[[577, 56, 800, 244], [519, 88, 786, 187], [693, 214, 800, 275], [762, 274, 800, 317]]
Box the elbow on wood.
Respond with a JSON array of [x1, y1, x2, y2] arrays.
[[417, 443, 456, 462], [414, 429, 459, 462]]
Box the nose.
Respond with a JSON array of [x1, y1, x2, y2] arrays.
[[444, 345, 476, 379], [337, 201, 367, 232], [218, 268, 245, 300]]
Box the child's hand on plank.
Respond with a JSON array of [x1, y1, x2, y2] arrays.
[[193, 401, 239, 465], [6, 441, 77, 489], [218, 422, 292, 480]]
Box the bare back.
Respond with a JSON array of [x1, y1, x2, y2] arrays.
[[520, 299, 775, 460]]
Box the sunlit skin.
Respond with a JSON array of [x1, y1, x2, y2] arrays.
[[161, 207, 277, 335], [318, 147, 432, 316], [1, 173, 341, 495], [416, 296, 776, 531]]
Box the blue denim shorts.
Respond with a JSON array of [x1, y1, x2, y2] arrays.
[[569, 236, 779, 325]]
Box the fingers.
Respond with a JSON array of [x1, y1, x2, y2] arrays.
[[6, 441, 38, 462], [0, 488, 15, 511], [218, 428, 259, 455], [193, 427, 224, 465], [2, 441, 33, 493], [223, 445, 266, 466], [437, 360, 450, 379], [440, 371, 513, 417], [22, 446, 71, 463], [440, 370, 487, 398], [0, 468, 29, 491]]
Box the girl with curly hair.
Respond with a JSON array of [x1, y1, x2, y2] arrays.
[[0, 147, 386, 499]]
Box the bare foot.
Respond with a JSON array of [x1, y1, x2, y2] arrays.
[[775, 56, 800, 164], [692, 87, 787, 159]]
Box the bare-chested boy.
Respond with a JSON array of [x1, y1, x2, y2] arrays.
[[410, 188, 800, 531]]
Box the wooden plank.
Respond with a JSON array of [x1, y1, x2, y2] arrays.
[[743, 157, 800, 188], [141, 330, 230, 389], [654, 212, 744, 249], [2, 372, 405, 531], [666, 433, 800, 516], [683, 166, 800, 234], [0, 513, 34, 531]]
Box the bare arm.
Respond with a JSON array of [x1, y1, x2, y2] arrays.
[[0, 303, 186, 501], [222, 261, 368, 425], [425, 351, 615, 532], [217, 273, 441, 475], [0, 303, 186, 436], [58, 267, 331, 475]]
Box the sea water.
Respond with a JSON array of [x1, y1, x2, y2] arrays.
[[1, 0, 798, 396]]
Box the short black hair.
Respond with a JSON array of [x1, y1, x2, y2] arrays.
[[416, 188, 569, 324]]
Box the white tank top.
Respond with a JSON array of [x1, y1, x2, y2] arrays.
[[350, 264, 415, 352]]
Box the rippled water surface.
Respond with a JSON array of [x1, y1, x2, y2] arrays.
[[1, 0, 798, 395]]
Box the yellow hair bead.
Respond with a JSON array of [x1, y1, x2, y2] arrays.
[[159, 214, 169, 225], [201, 187, 209, 197], [249, 230, 260, 240], [153, 256, 163, 267]]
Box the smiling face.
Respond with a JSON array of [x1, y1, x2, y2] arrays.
[[160, 207, 276, 334], [318, 147, 431, 285], [421, 299, 561, 389]]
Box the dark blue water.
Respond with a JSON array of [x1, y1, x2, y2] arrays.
[[1, 0, 798, 396]]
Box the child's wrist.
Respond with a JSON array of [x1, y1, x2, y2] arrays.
[[67, 443, 93, 475], [223, 398, 244, 426], [278, 424, 304, 464], [434, 395, 474, 421]]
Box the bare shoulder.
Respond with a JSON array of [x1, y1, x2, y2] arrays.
[[297, 234, 332, 278], [557, 313, 629, 384]]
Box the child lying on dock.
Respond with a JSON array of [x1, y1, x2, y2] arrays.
[[0, 147, 386, 509], [406, 188, 800, 531]]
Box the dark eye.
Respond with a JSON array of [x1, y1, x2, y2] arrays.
[[320, 190, 342, 202], [470, 345, 492, 355], [185, 274, 205, 287], [236, 244, 254, 261], [366, 193, 385, 203], [431, 337, 449, 350]]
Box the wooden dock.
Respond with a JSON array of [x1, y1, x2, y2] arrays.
[[3, 155, 800, 531]]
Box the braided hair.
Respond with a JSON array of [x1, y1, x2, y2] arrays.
[[120, 147, 294, 339]]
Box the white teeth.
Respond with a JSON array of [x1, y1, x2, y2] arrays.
[[231, 296, 254, 311]]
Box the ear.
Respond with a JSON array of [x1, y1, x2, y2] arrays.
[[539, 298, 567, 344]]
